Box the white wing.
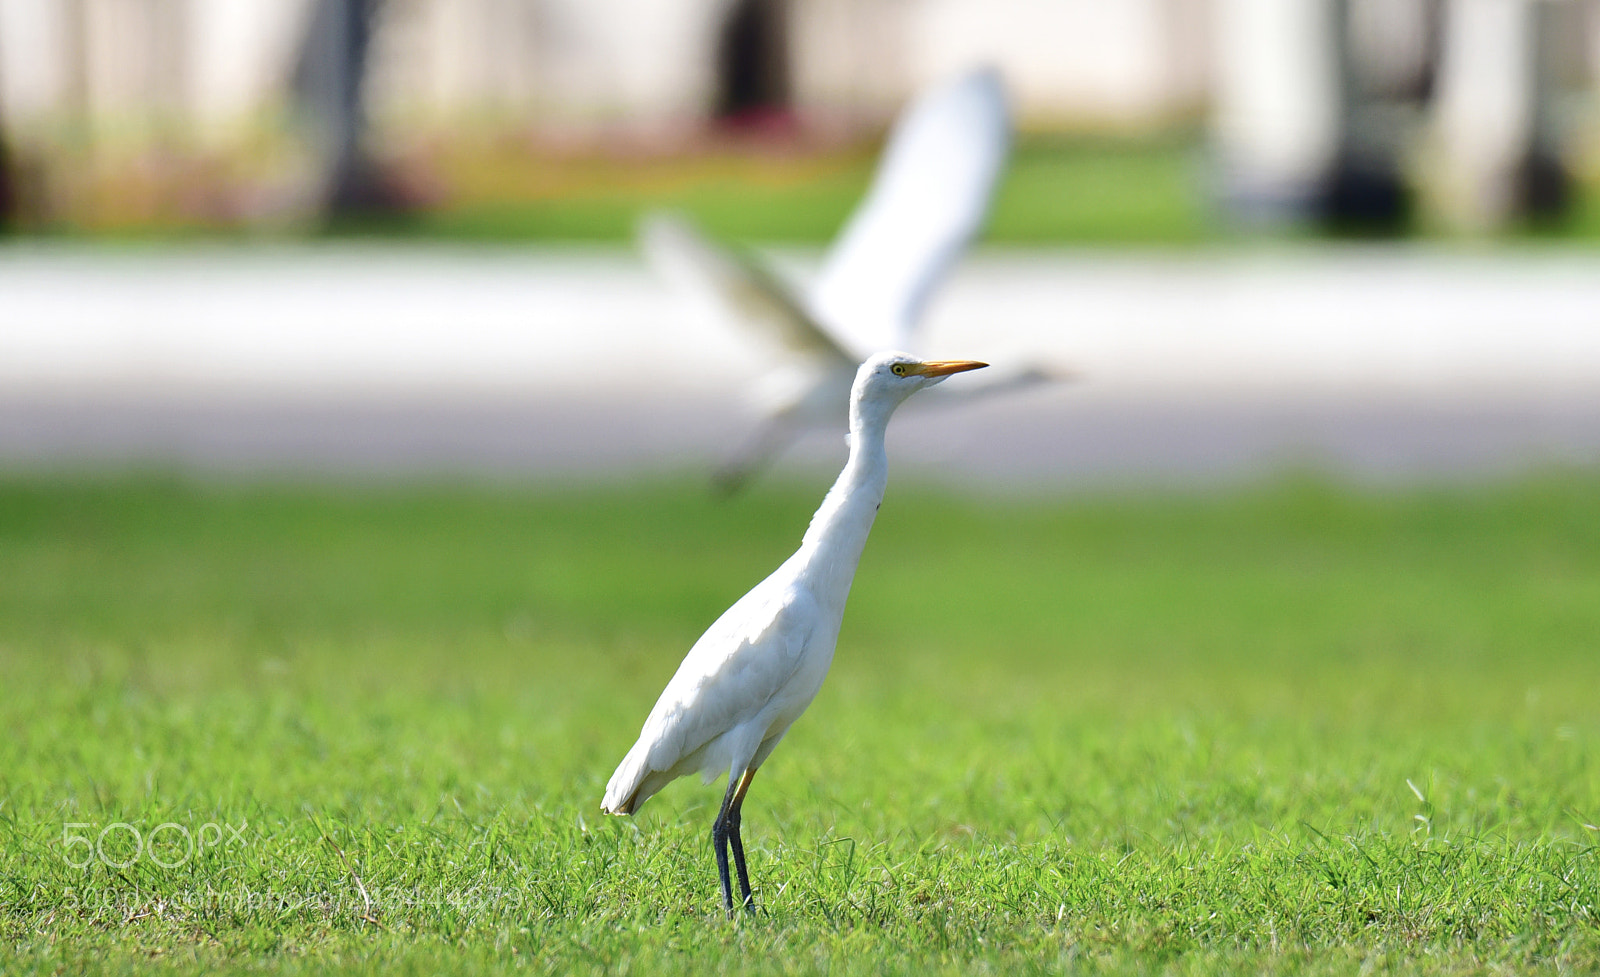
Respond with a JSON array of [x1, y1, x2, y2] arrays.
[[638, 212, 855, 364], [809, 67, 1011, 355], [603, 575, 818, 813]]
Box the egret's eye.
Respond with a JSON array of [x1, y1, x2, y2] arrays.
[[891, 364, 907, 377]]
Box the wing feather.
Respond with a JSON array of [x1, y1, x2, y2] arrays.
[[638, 212, 855, 364], [810, 67, 1011, 354], [604, 572, 817, 812]]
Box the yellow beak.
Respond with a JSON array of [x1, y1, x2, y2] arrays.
[[910, 359, 989, 377]]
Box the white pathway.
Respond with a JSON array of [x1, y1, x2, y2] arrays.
[[3, 243, 1599, 486]]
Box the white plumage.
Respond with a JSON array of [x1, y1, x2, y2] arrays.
[[602, 577, 822, 815], [639, 68, 1061, 493], [602, 351, 987, 915], [810, 65, 1011, 353]]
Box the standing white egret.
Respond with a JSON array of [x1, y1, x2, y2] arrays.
[[640, 67, 1060, 493], [601, 351, 987, 915]]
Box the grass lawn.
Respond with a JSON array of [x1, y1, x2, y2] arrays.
[[404, 135, 1211, 245], [30, 131, 1600, 244], [12, 135, 1211, 244], [1, 474, 1598, 974]]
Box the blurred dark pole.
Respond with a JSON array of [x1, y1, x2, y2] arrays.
[[0, 49, 13, 232], [715, 0, 793, 131], [1214, 0, 1445, 234], [293, 0, 402, 218], [1433, 0, 1572, 230], [1519, 0, 1572, 222], [1210, 0, 1341, 225], [1320, 0, 1438, 233]]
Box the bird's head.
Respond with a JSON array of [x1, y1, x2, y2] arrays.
[[852, 351, 988, 418]]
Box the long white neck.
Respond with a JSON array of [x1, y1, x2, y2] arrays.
[[792, 392, 896, 611]]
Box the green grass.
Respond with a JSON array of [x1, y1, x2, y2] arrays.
[[2, 474, 1598, 975], [389, 134, 1600, 245], [401, 136, 1210, 245], [29, 131, 1600, 245]]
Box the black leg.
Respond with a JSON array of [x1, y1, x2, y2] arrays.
[[711, 776, 740, 917], [727, 768, 757, 914], [727, 816, 754, 912]]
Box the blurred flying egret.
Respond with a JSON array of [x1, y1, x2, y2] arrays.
[[602, 351, 987, 916], [641, 67, 1060, 493]]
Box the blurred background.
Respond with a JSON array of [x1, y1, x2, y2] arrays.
[[4, 0, 1600, 485], [9, 9, 1600, 968]]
